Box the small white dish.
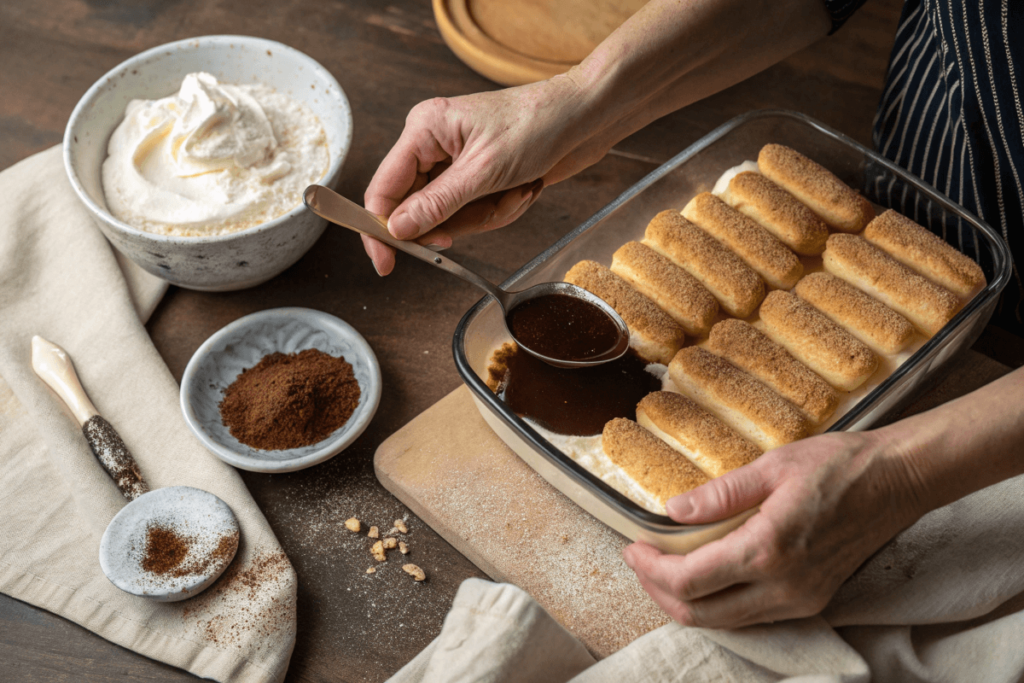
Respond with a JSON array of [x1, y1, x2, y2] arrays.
[[180, 308, 381, 472], [99, 486, 239, 601]]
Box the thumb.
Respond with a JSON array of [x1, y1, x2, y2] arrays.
[[387, 161, 485, 241], [667, 461, 771, 525]]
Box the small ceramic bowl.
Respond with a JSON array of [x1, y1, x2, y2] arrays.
[[64, 35, 353, 291], [180, 308, 381, 472]]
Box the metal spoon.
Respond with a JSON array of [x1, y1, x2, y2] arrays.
[[303, 184, 630, 368], [31, 336, 239, 602]]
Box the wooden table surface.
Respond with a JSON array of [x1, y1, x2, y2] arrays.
[[3, 1, 1021, 681]]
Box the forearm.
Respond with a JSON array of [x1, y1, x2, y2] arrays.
[[548, 0, 831, 172], [878, 365, 1024, 517]]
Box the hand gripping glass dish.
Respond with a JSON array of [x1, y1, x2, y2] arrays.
[[453, 110, 1012, 554]]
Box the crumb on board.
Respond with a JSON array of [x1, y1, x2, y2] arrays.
[[383, 537, 397, 550], [394, 519, 408, 534], [371, 540, 386, 562], [403, 564, 426, 581], [344, 518, 361, 533], [368, 526, 380, 539], [366, 567, 376, 574]]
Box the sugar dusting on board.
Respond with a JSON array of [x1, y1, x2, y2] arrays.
[[413, 434, 670, 657]]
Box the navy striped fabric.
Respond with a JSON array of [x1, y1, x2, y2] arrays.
[[828, 0, 1024, 332]]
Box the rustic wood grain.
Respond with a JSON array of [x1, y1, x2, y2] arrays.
[[6, 0, 997, 681]]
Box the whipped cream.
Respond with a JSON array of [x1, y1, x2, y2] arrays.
[[102, 72, 329, 237]]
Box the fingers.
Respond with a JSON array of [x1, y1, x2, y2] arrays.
[[361, 235, 395, 276], [365, 121, 451, 220], [624, 523, 759, 603], [666, 459, 773, 524], [623, 541, 807, 629]]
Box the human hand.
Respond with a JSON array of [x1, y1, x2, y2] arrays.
[[362, 75, 614, 275], [622, 430, 925, 628]]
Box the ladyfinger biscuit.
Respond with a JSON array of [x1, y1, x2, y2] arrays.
[[636, 391, 761, 479], [822, 234, 961, 336], [757, 144, 874, 233], [682, 193, 804, 290], [708, 319, 838, 425], [794, 272, 915, 355], [863, 210, 986, 298], [611, 241, 719, 337], [602, 418, 710, 506], [720, 171, 829, 255], [642, 210, 765, 318], [668, 346, 809, 451], [758, 290, 878, 392], [564, 260, 685, 364]]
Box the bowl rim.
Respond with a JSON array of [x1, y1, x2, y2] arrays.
[[63, 34, 353, 244], [179, 307, 382, 473]]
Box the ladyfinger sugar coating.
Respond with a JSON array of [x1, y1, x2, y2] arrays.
[[863, 209, 986, 298], [642, 210, 764, 318], [636, 391, 761, 479], [564, 260, 685, 364], [757, 144, 874, 233], [682, 193, 803, 290], [708, 319, 838, 425], [611, 241, 719, 337], [758, 290, 878, 392], [668, 346, 809, 451], [794, 272, 915, 355], [721, 171, 829, 255], [822, 234, 961, 337], [602, 418, 710, 506]]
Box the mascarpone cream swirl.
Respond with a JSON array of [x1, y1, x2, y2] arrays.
[[102, 72, 329, 237]]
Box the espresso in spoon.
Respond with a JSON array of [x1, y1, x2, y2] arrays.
[[506, 293, 629, 363]]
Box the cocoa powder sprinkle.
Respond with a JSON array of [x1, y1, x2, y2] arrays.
[[219, 349, 361, 450], [141, 526, 191, 575]]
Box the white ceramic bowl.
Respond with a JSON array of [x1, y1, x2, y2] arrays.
[[64, 35, 353, 291], [180, 308, 381, 472]]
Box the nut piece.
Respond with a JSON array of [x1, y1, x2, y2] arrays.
[[383, 537, 397, 550], [403, 563, 426, 581], [371, 540, 386, 562], [366, 567, 376, 574], [344, 518, 361, 533], [399, 541, 410, 555], [368, 526, 380, 539], [394, 519, 408, 534]]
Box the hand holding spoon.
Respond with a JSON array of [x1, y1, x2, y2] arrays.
[[31, 336, 239, 602], [303, 185, 630, 368]]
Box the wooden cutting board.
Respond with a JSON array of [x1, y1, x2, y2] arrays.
[[374, 349, 1010, 657], [433, 0, 648, 86]]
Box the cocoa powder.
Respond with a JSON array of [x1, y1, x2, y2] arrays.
[[220, 349, 361, 450], [141, 526, 190, 575]]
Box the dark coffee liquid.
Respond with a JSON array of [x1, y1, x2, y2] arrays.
[[506, 294, 623, 362], [497, 348, 661, 436]]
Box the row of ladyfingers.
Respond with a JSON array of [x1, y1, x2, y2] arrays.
[[559, 144, 987, 509]]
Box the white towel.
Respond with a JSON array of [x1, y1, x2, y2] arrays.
[[0, 146, 297, 683]]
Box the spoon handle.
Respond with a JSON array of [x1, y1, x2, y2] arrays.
[[31, 336, 149, 501], [303, 185, 507, 304]]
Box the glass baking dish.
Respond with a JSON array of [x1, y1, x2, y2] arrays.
[[452, 110, 1012, 554]]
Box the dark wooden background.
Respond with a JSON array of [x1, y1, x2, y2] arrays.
[[4, 1, 1020, 681]]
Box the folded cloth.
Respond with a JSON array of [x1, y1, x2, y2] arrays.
[[389, 476, 1024, 682], [0, 146, 297, 683]]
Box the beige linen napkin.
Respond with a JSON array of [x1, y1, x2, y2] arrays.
[[390, 475, 1024, 682], [0, 146, 297, 683]]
